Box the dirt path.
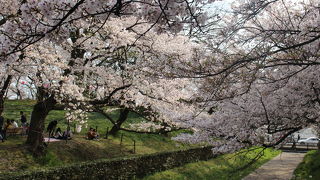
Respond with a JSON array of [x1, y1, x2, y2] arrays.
[[243, 152, 305, 180]]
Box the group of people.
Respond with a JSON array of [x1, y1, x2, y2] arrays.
[[47, 123, 101, 141], [0, 111, 28, 142], [46, 120, 72, 140], [1, 113, 101, 142], [49, 123, 100, 140], [52, 127, 73, 140], [48, 125, 100, 140]]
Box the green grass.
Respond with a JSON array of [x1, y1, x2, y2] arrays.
[[2, 100, 34, 121], [142, 147, 281, 180], [0, 100, 195, 173], [293, 150, 320, 180]]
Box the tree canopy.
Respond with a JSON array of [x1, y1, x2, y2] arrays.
[[0, 0, 319, 155]]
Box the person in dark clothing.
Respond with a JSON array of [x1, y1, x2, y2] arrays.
[[87, 128, 95, 140], [0, 115, 4, 142], [62, 129, 72, 140], [20, 111, 27, 127], [47, 120, 58, 138]]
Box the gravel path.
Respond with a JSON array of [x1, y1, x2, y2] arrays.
[[242, 152, 306, 180]]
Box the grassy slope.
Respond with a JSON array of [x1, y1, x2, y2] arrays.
[[142, 148, 281, 180], [0, 100, 194, 174], [293, 150, 320, 180]]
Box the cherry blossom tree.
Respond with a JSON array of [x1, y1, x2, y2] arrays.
[[172, 0, 320, 153], [8, 0, 320, 157], [0, 0, 219, 155]]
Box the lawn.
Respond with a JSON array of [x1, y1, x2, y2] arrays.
[[0, 100, 195, 174], [293, 150, 320, 180], [142, 147, 281, 180]]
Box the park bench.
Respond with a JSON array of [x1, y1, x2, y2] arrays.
[[6, 127, 24, 136]]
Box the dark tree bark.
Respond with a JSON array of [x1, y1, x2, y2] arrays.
[[109, 108, 130, 135], [0, 75, 12, 115], [26, 94, 56, 156]]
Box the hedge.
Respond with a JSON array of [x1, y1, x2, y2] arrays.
[[1, 146, 215, 180]]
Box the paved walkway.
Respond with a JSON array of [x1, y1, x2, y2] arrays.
[[243, 152, 306, 180]]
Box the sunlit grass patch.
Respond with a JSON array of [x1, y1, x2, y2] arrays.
[[142, 147, 281, 180]]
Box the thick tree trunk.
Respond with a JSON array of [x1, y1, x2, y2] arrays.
[[109, 108, 129, 135], [0, 97, 4, 116], [0, 75, 12, 115], [26, 95, 56, 156]]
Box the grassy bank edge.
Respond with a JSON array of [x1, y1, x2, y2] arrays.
[[293, 150, 320, 180], [142, 147, 281, 180]]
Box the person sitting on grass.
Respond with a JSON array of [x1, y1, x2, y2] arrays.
[[87, 128, 94, 140], [54, 127, 63, 139], [93, 129, 99, 139], [87, 127, 98, 140], [11, 119, 18, 128], [4, 119, 13, 129], [62, 128, 72, 140]]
